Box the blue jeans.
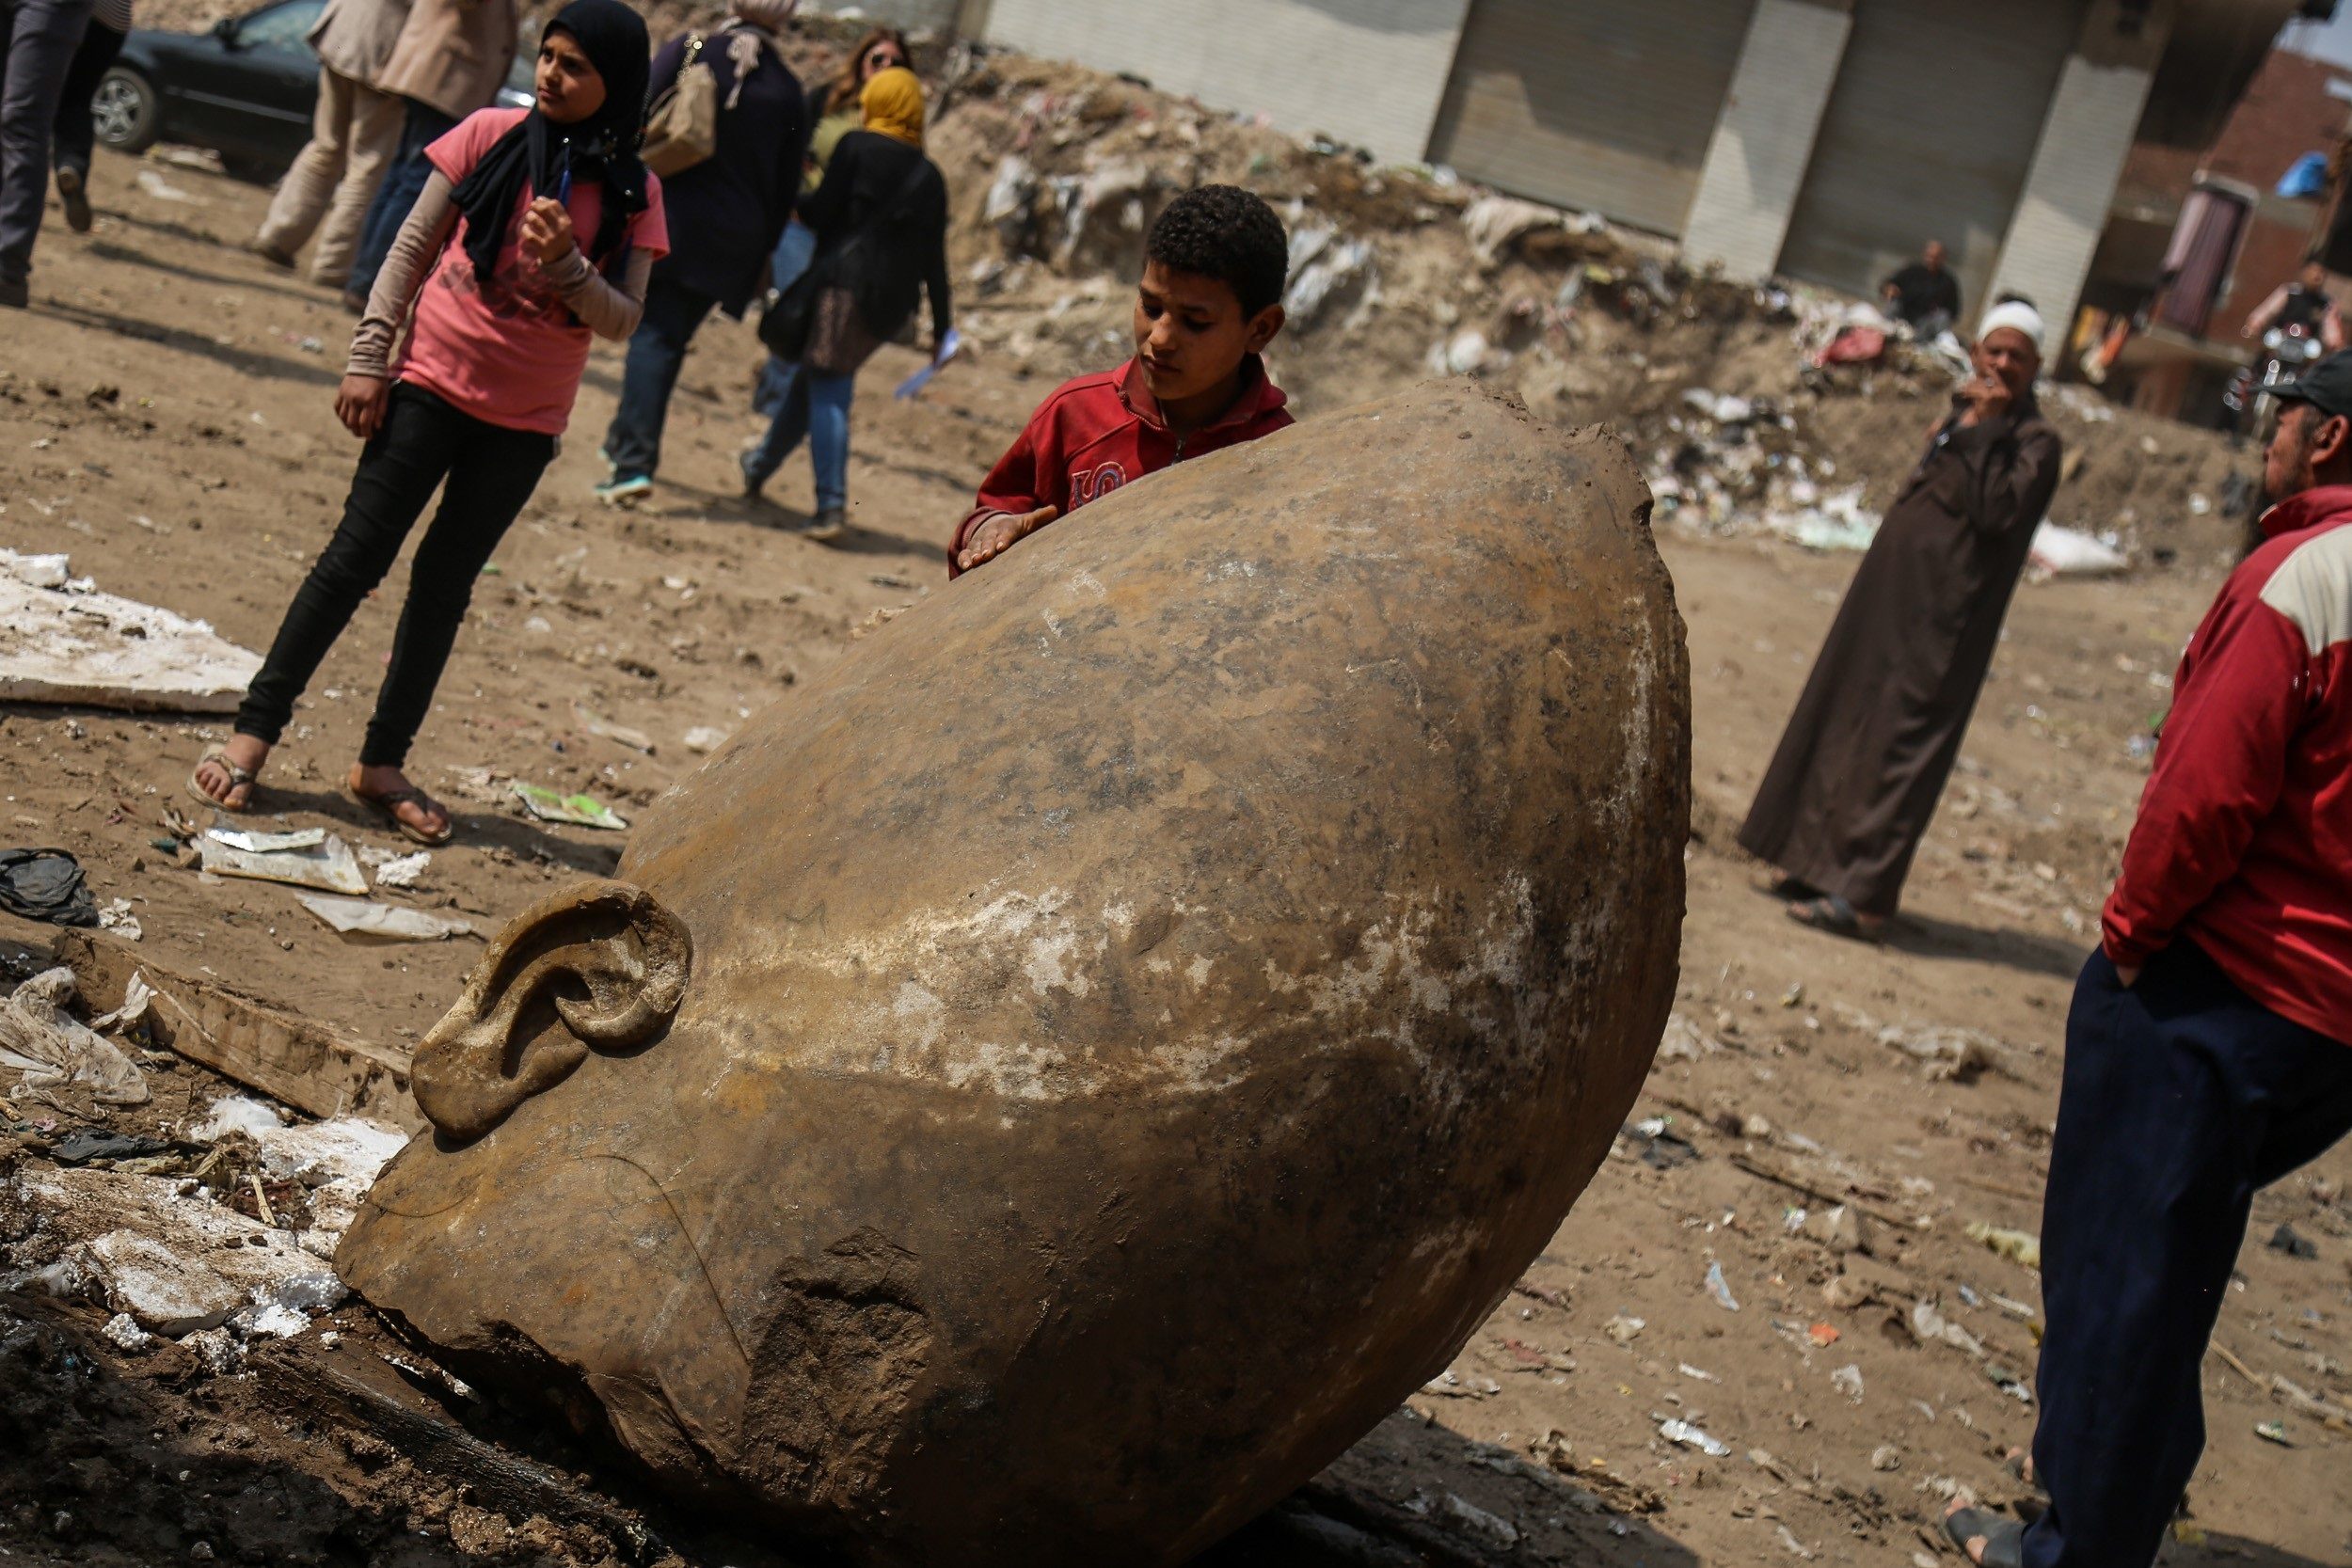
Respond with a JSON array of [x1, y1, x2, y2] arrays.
[[2024, 942, 2352, 1568], [602, 277, 718, 481], [754, 217, 818, 416], [744, 357, 852, 512], [345, 99, 458, 299]]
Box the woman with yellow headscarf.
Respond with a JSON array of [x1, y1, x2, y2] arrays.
[[742, 62, 951, 542]]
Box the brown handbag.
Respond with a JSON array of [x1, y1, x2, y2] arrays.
[[641, 34, 717, 177]]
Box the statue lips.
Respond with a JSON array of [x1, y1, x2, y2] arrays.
[[337, 380, 1692, 1566]]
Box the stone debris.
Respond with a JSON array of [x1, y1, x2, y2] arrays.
[[0, 555, 260, 713]]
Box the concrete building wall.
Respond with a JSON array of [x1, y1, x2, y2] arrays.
[[980, 0, 1472, 167], [1680, 0, 1853, 279], [1984, 0, 2173, 339], [804, 0, 962, 35]]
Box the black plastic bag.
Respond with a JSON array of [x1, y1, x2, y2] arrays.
[[0, 848, 100, 927]]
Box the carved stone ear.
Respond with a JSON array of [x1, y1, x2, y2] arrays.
[[411, 879, 691, 1143]]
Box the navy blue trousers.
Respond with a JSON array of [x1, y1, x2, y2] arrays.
[[2026, 942, 2352, 1568]]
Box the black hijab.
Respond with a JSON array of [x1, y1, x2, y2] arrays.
[[448, 0, 651, 287]]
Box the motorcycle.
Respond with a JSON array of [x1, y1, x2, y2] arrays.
[[2234, 319, 2326, 436]]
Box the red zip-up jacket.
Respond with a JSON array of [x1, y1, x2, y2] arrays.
[[946, 356, 1293, 578], [2103, 483, 2352, 1042]]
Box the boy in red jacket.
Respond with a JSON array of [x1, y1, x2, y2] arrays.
[[1945, 355, 2352, 1568], [949, 184, 1293, 577]]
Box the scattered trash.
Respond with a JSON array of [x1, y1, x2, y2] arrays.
[[1622, 1117, 1700, 1168], [2268, 1223, 2319, 1260], [96, 898, 142, 941], [294, 894, 472, 943], [1659, 1418, 1730, 1457], [205, 823, 326, 854], [133, 168, 196, 201], [1436, 1493, 1518, 1551], [1879, 1022, 2004, 1083], [2254, 1418, 2293, 1447], [1985, 1364, 2034, 1403], [511, 783, 628, 831], [1768, 483, 1881, 553], [0, 555, 260, 712], [682, 725, 730, 754], [198, 832, 367, 895], [0, 548, 72, 589], [1806, 1322, 1840, 1347], [0, 847, 99, 927], [1603, 1313, 1645, 1345], [1830, 1364, 1865, 1402], [371, 850, 430, 890], [1705, 1259, 1740, 1311], [0, 968, 148, 1103], [101, 1311, 153, 1352], [1869, 1445, 1900, 1471], [1965, 1221, 2042, 1271], [1911, 1297, 1986, 1359], [2027, 524, 2128, 580], [572, 704, 656, 755], [50, 1129, 167, 1165], [1678, 1362, 1720, 1382]]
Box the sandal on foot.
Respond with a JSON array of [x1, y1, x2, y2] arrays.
[[1944, 1507, 2025, 1568], [1786, 894, 1883, 942], [187, 747, 258, 813], [1756, 873, 1821, 902], [351, 783, 453, 847]]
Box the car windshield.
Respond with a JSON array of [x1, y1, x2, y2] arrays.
[[235, 0, 324, 50]]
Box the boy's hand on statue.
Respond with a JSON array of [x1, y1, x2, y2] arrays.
[[336, 373, 390, 438], [520, 198, 576, 266], [957, 506, 1056, 572]]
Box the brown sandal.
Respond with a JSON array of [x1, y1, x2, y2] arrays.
[[351, 783, 454, 847], [186, 748, 258, 813]]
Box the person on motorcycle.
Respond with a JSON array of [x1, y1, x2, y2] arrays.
[[2244, 261, 2346, 351]]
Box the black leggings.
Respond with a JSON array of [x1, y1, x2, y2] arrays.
[[236, 383, 553, 768]]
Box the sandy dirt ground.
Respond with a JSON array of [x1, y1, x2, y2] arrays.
[[1, 120, 2349, 1568]]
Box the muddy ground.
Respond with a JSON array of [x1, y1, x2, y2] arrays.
[[1, 45, 2349, 1568]]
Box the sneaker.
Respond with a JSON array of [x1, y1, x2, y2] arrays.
[[804, 506, 848, 543], [244, 237, 296, 271], [737, 450, 767, 502], [594, 473, 653, 506], [56, 166, 90, 234]]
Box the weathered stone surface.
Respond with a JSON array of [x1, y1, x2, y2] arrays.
[[337, 380, 1690, 1565]]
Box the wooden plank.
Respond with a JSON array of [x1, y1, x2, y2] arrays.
[[57, 930, 422, 1132]]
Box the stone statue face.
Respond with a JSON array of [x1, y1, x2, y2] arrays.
[[341, 382, 1690, 1568]]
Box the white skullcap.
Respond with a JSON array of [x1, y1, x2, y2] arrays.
[[1978, 300, 2046, 357]]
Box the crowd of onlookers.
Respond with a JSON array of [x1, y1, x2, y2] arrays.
[[8, 8, 2352, 1564]]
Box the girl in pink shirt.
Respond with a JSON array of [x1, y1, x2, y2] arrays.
[[189, 0, 668, 844]]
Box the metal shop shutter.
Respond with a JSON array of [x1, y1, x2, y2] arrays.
[[1426, 0, 1757, 237], [1777, 0, 2086, 318]]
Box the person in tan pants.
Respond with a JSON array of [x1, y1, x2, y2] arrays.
[[246, 0, 409, 287]]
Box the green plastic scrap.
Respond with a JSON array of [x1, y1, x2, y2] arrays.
[[510, 783, 628, 832]]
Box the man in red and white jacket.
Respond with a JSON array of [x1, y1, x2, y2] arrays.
[[1950, 356, 2352, 1568]]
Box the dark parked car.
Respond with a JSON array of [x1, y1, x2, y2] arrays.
[[93, 0, 532, 182]]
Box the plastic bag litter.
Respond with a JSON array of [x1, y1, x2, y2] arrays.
[[2027, 524, 2128, 579], [0, 968, 148, 1104], [294, 893, 471, 942], [1965, 1221, 2042, 1271], [511, 783, 628, 831], [0, 847, 98, 927]]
